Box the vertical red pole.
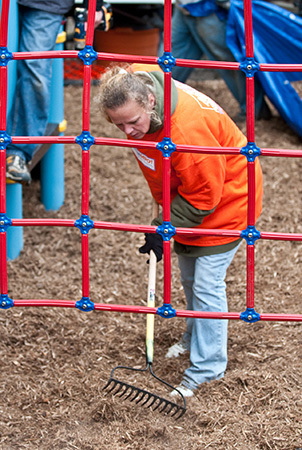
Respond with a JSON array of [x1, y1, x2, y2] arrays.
[[0, 233, 8, 294], [247, 161, 256, 227], [162, 71, 172, 224], [79, 0, 95, 302], [163, 0, 172, 53], [246, 245, 255, 309], [0, 67, 8, 130], [163, 240, 171, 304], [161, 0, 173, 302], [0, 0, 9, 46], [81, 150, 90, 216], [82, 65, 91, 131], [81, 234, 90, 298], [0, 0, 10, 295], [81, 64, 91, 299], [244, 0, 256, 311], [243, 0, 256, 142], [0, 149, 6, 214], [85, 0, 96, 46]]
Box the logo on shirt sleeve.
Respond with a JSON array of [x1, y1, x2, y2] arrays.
[[175, 80, 224, 114], [132, 148, 155, 171]]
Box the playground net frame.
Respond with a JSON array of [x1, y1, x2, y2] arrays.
[[0, 0, 301, 323]]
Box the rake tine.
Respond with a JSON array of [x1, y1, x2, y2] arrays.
[[103, 379, 119, 394], [103, 379, 113, 392], [129, 388, 141, 403], [146, 394, 159, 408], [158, 400, 170, 414], [140, 392, 153, 406], [136, 391, 148, 405], [162, 401, 176, 415], [152, 398, 166, 412], [117, 383, 132, 398], [172, 406, 186, 420], [123, 386, 137, 401]]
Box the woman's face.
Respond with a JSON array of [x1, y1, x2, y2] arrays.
[[106, 95, 155, 140]]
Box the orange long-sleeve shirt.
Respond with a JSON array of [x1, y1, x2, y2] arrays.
[[130, 66, 263, 250]]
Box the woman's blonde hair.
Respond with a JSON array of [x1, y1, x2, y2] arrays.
[[98, 65, 162, 130]]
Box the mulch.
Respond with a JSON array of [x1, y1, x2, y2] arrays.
[[0, 79, 301, 450]]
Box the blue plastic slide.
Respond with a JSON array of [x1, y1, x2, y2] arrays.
[[227, 0, 302, 136]]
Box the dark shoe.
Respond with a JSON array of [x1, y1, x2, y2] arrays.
[[6, 155, 31, 184]]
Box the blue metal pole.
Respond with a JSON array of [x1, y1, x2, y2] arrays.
[[40, 30, 65, 211], [2, 0, 23, 260], [6, 183, 23, 260]]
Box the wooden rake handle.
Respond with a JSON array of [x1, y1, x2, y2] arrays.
[[146, 200, 159, 365]]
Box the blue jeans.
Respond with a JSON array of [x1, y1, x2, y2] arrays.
[[177, 242, 241, 390], [6, 6, 63, 162], [163, 8, 266, 117]]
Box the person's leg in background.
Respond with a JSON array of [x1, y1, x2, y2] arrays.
[[158, 7, 205, 83], [6, 5, 64, 183]]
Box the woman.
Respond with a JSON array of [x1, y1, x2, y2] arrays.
[[98, 64, 263, 397]]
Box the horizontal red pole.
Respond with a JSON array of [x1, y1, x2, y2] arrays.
[[176, 145, 241, 155], [261, 148, 302, 157], [11, 52, 302, 73], [260, 63, 302, 72], [94, 304, 156, 314], [259, 314, 302, 322], [13, 50, 78, 60], [175, 59, 240, 71], [8, 219, 302, 243], [94, 137, 157, 150], [8, 137, 302, 159], [11, 136, 76, 145], [10, 300, 302, 322], [11, 219, 75, 227], [13, 300, 77, 307], [261, 231, 302, 241], [175, 227, 241, 238], [96, 53, 158, 65], [93, 221, 155, 233]]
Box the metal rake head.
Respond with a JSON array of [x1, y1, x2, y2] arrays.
[[103, 377, 186, 419]]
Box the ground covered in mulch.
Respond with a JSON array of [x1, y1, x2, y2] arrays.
[[0, 77, 301, 450]]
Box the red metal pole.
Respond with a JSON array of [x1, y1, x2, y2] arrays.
[[246, 244, 255, 309], [244, 0, 254, 57], [82, 65, 91, 131], [246, 78, 255, 142], [81, 234, 90, 298], [247, 161, 256, 226], [0, 233, 8, 294], [81, 149, 90, 216], [0, 67, 8, 130], [163, 0, 172, 53], [0, 0, 9, 46], [0, 149, 6, 213], [163, 240, 171, 304], [9, 301, 302, 322], [86, 0, 96, 46]]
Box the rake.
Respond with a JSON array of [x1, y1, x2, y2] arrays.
[[103, 204, 187, 419]]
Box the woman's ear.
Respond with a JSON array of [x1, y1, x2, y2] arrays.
[[148, 93, 156, 109]]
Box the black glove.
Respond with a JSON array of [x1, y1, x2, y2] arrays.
[[139, 233, 163, 263]]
